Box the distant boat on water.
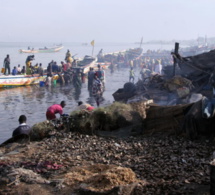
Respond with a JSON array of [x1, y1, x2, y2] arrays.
[[19, 44, 64, 53], [180, 44, 215, 57], [81, 43, 88, 46]]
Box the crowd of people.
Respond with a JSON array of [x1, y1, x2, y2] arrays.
[[113, 50, 174, 83], [8, 49, 106, 139], [12, 99, 96, 139], [6, 48, 174, 142]]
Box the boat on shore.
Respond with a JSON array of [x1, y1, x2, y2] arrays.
[[97, 47, 142, 64], [75, 55, 96, 74], [94, 62, 111, 70], [0, 74, 47, 88], [19, 45, 64, 54]]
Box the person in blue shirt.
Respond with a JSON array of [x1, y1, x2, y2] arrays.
[[52, 61, 59, 73], [12, 66, 18, 76], [96, 64, 104, 81]]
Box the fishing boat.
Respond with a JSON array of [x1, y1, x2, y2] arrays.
[[75, 55, 96, 74], [19, 45, 64, 54], [125, 47, 143, 60], [102, 47, 143, 63], [94, 62, 111, 70], [0, 74, 47, 88]]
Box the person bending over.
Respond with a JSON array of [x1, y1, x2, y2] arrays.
[[77, 101, 95, 111], [46, 101, 66, 120], [12, 115, 31, 137]]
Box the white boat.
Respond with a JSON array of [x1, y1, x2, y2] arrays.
[[19, 45, 64, 54]]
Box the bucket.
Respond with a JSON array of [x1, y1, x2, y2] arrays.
[[39, 81, 45, 87], [1, 68, 5, 73], [53, 80, 57, 85]]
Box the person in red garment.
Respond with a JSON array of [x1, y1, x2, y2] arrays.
[[46, 101, 66, 120]]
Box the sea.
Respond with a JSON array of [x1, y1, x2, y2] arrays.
[[0, 42, 174, 144]]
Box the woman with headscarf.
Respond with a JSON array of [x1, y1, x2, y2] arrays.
[[92, 73, 104, 107]]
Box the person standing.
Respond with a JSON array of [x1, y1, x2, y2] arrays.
[[46, 101, 66, 120], [3, 54, 10, 75], [38, 63, 44, 76], [61, 61, 67, 72], [17, 64, 21, 74], [129, 67, 135, 83], [12, 115, 31, 137], [72, 59, 77, 68], [47, 62, 53, 76], [21, 66, 26, 74], [25, 55, 34, 75], [96, 64, 105, 90], [96, 64, 104, 81], [154, 60, 163, 75], [88, 67, 95, 95], [92, 73, 103, 107], [65, 50, 73, 64]]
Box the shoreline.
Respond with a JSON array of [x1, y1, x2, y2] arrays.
[[0, 128, 214, 194]]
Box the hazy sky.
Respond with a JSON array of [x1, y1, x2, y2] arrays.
[[0, 0, 214, 43]]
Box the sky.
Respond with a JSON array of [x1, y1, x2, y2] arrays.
[[0, 0, 214, 43]]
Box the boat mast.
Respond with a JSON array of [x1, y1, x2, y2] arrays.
[[139, 37, 143, 48]]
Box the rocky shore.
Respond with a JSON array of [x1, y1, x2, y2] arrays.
[[0, 129, 214, 195]]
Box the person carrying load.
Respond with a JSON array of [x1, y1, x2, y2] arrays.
[[25, 55, 35, 75], [65, 50, 73, 64]]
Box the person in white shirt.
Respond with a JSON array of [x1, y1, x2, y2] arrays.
[[154, 60, 163, 75], [17, 64, 21, 74]]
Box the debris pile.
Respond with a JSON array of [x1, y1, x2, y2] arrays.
[[64, 164, 141, 193], [30, 121, 55, 141], [114, 49, 215, 104], [112, 49, 215, 138], [0, 132, 214, 194], [68, 102, 144, 135]]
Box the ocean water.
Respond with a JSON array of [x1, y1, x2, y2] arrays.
[[0, 42, 174, 144], [0, 42, 174, 68]]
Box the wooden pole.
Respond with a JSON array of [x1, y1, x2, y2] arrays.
[[173, 42, 179, 76], [139, 37, 143, 48], [92, 45, 94, 56]]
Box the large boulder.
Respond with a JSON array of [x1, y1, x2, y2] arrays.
[[112, 82, 136, 102]]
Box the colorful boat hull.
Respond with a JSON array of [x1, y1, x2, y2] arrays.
[[0, 75, 47, 88]]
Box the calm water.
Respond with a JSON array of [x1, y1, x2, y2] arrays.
[[0, 42, 174, 144], [0, 69, 130, 144], [0, 42, 174, 68]]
